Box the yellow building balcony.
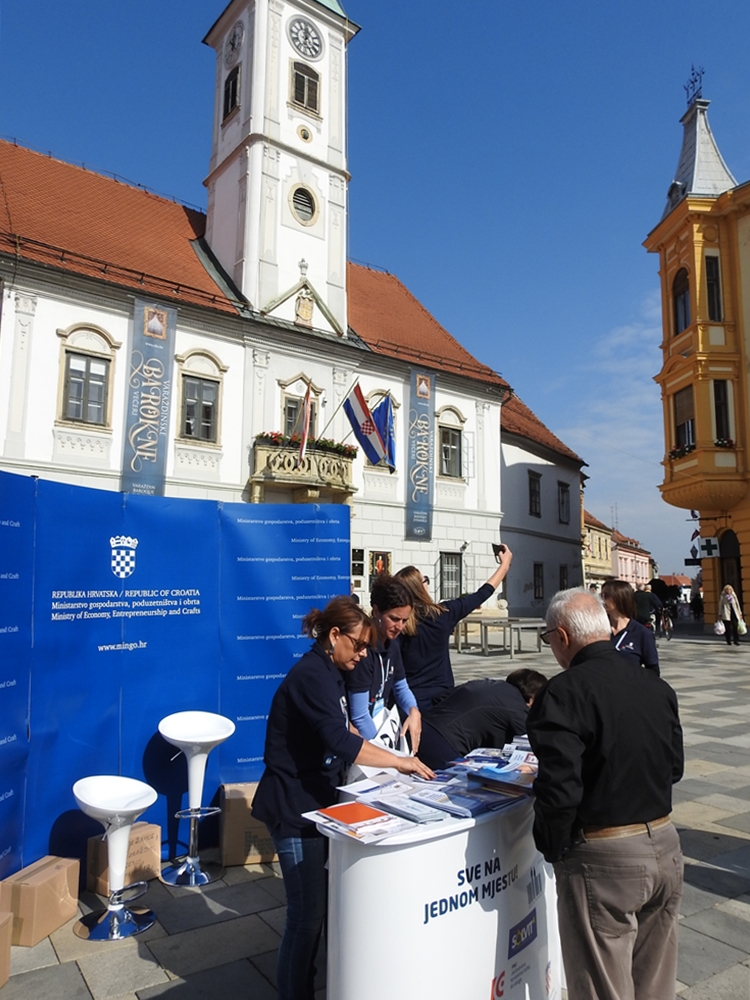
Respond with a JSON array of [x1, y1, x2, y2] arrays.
[[661, 441, 748, 511], [248, 436, 357, 504]]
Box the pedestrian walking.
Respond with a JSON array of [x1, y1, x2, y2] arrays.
[[718, 584, 744, 646]]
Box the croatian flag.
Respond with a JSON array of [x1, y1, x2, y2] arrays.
[[343, 384, 386, 465]]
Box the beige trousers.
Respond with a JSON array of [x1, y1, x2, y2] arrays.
[[553, 822, 683, 1000]]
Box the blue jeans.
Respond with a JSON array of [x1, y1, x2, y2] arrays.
[[272, 831, 328, 1000]]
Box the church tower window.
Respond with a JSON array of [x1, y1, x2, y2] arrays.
[[672, 268, 691, 335], [291, 62, 319, 115], [291, 186, 317, 225], [223, 65, 240, 121]]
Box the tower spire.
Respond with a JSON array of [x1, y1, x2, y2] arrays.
[[662, 74, 736, 219]]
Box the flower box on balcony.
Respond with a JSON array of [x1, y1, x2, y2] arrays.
[[248, 436, 357, 504]]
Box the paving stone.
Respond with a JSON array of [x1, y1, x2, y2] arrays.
[[681, 905, 750, 955], [684, 759, 731, 778], [715, 811, 750, 834], [135, 959, 276, 1000], [77, 944, 170, 1000], [673, 801, 736, 825], [249, 949, 277, 989], [9, 937, 58, 976], [677, 925, 749, 986], [677, 961, 750, 999], [257, 904, 286, 936], [149, 879, 280, 934], [50, 913, 168, 965], [683, 861, 750, 902], [145, 913, 280, 979], [716, 893, 750, 923], [676, 778, 737, 799], [677, 827, 750, 861], [220, 864, 270, 886], [694, 792, 750, 813], [0, 961, 93, 999]]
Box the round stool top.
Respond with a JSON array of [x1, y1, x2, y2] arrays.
[[158, 711, 235, 751], [73, 775, 157, 824]]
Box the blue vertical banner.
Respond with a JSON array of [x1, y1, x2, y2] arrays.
[[405, 369, 435, 540], [219, 505, 351, 783], [0, 472, 35, 877], [121, 299, 177, 496]]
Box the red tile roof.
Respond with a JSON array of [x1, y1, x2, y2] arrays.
[[584, 509, 611, 531], [612, 529, 651, 555], [347, 263, 506, 386], [659, 574, 691, 587], [502, 394, 584, 464], [0, 140, 237, 313]]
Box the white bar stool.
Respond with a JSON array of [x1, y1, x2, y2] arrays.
[[72, 775, 158, 940], [158, 711, 235, 886]]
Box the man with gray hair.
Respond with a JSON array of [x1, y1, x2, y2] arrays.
[[527, 588, 683, 1000]]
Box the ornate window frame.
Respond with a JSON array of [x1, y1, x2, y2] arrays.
[[56, 323, 121, 429], [175, 349, 227, 447]]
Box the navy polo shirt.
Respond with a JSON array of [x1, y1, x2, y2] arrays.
[[400, 583, 494, 710], [345, 637, 406, 709], [252, 643, 364, 837]]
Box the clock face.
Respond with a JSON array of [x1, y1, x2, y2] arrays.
[[288, 17, 323, 60], [224, 21, 245, 68]]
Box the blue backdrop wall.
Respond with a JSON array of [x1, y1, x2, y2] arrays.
[[0, 470, 350, 876]]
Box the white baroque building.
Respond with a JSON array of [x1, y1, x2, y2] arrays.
[[0, 0, 582, 610]]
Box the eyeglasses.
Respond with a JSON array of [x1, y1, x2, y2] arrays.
[[540, 627, 558, 645], [422, 576, 430, 586], [342, 633, 369, 654]]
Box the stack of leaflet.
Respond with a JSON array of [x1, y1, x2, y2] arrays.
[[357, 777, 447, 824], [303, 800, 416, 844], [408, 780, 521, 818], [467, 748, 538, 798]]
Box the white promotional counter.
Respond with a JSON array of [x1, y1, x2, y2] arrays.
[[321, 797, 564, 1000]]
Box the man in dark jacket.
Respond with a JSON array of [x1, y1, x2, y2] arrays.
[[527, 588, 683, 1000]]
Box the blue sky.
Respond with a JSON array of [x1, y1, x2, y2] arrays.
[[2, 0, 750, 574]]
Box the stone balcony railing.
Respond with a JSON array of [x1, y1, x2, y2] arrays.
[[248, 441, 357, 504]]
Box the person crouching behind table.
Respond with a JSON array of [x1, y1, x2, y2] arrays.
[[718, 584, 744, 646], [417, 669, 547, 771], [601, 579, 659, 674], [345, 575, 422, 751], [528, 588, 684, 1000], [251, 596, 435, 1000]]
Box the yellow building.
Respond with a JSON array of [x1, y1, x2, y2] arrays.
[[644, 77, 748, 621], [582, 510, 613, 590]]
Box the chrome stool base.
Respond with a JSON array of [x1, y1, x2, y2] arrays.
[[74, 906, 155, 941], [160, 856, 225, 886]]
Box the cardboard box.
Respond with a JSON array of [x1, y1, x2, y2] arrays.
[[86, 822, 162, 896], [0, 856, 79, 947], [0, 911, 11, 989], [220, 783, 277, 866]]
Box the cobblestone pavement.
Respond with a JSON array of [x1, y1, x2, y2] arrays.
[[3, 627, 750, 999]]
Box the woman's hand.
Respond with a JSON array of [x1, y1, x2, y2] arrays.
[[393, 755, 435, 780], [401, 707, 422, 753]]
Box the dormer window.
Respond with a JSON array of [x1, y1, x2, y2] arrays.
[[672, 268, 691, 335], [292, 62, 319, 115], [223, 65, 240, 121]]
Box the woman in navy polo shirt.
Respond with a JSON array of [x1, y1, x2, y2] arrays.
[[346, 575, 421, 749], [601, 579, 659, 673], [252, 596, 434, 1000], [395, 544, 514, 711]]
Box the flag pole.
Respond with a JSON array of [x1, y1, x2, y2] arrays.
[[316, 376, 361, 440]]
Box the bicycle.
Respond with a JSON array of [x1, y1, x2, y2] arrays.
[[659, 610, 673, 640]]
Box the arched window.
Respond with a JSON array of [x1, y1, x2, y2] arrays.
[[673, 268, 691, 335], [291, 62, 319, 114]]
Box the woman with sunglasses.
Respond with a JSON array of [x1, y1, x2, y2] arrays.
[[252, 595, 434, 1000], [395, 544, 513, 711], [346, 575, 422, 750], [600, 579, 659, 674]]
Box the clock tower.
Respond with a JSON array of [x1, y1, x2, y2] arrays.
[[203, 0, 359, 335]]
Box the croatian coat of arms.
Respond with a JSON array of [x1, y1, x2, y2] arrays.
[[110, 536, 138, 579]]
